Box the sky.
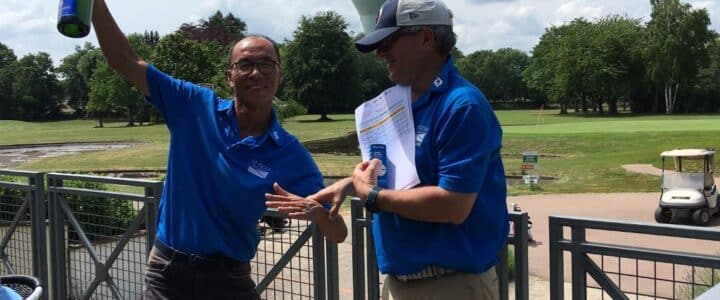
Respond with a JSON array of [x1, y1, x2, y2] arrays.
[[1, 0, 719, 66]]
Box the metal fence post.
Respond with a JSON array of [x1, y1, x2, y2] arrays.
[[515, 212, 530, 300], [144, 182, 161, 255], [497, 245, 509, 300], [351, 199, 366, 300], [28, 172, 48, 300], [549, 216, 564, 300], [571, 226, 587, 300], [48, 176, 67, 300], [312, 223, 327, 299], [325, 238, 340, 300]]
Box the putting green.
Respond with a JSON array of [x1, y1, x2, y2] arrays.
[[504, 119, 720, 134]]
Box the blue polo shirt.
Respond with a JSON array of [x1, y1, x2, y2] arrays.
[[145, 64, 324, 262], [372, 58, 509, 275]]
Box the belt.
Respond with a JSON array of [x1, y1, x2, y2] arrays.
[[153, 237, 249, 269], [394, 265, 456, 282]]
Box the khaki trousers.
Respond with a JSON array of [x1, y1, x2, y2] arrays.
[[383, 266, 499, 300]]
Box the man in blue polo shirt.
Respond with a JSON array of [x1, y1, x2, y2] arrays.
[[316, 0, 508, 298], [90, 1, 347, 299]]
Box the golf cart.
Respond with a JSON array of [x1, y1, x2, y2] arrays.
[[655, 149, 719, 226]]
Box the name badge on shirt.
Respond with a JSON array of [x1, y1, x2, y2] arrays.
[[416, 126, 429, 147], [248, 160, 270, 179]]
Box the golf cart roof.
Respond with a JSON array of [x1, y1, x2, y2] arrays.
[[661, 149, 715, 158]]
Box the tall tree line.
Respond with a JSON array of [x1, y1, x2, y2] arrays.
[[1, 0, 719, 124], [523, 0, 718, 114]]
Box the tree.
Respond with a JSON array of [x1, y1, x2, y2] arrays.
[[143, 30, 161, 47], [87, 59, 137, 127], [355, 51, 392, 103], [57, 43, 101, 117], [154, 32, 225, 88], [693, 37, 720, 112], [590, 16, 645, 114], [283, 11, 360, 120], [351, 34, 392, 103], [178, 11, 246, 46], [458, 48, 529, 103], [0, 42, 17, 119], [645, 0, 714, 114], [11, 53, 62, 121], [523, 20, 583, 114]]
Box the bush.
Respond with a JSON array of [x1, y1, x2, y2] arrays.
[[274, 98, 307, 121], [0, 175, 30, 223], [62, 180, 137, 243]]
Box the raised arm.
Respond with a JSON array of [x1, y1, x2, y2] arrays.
[[91, 0, 149, 96]]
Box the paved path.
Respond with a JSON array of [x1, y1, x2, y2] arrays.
[[335, 163, 720, 299]]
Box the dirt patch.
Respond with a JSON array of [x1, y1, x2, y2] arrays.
[[623, 163, 719, 182], [0, 142, 141, 169]]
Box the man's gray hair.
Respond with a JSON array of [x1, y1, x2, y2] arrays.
[[400, 25, 457, 56]]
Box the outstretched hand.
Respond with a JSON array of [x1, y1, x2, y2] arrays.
[[307, 177, 353, 219], [265, 183, 324, 221]]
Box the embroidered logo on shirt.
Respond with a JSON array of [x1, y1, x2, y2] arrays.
[[248, 160, 270, 179], [272, 131, 279, 141], [433, 77, 443, 88], [416, 125, 429, 147]]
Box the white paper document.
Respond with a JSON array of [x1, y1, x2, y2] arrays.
[[354, 85, 420, 190]]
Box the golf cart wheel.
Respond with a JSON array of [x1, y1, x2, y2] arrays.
[[654, 207, 672, 223], [692, 208, 710, 226]]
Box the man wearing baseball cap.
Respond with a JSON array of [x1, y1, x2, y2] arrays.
[[315, 0, 509, 298]]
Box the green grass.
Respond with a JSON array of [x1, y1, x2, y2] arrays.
[[4, 111, 720, 195]]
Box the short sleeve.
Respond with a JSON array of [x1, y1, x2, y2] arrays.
[[280, 143, 325, 199], [145, 64, 208, 128], [435, 94, 502, 193]]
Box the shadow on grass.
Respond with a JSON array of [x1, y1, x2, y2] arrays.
[[303, 132, 360, 155], [93, 122, 165, 129], [297, 118, 345, 123]]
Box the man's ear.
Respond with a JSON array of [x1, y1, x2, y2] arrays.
[[421, 27, 435, 50], [227, 69, 235, 89]]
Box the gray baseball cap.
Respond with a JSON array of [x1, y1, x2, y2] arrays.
[[355, 0, 453, 53]]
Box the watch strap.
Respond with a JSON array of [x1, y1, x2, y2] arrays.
[[364, 186, 382, 213]]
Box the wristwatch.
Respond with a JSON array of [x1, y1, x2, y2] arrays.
[[364, 186, 382, 213]]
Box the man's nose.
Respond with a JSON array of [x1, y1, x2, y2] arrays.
[[247, 65, 263, 78]]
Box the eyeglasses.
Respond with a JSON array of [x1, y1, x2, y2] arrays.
[[230, 59, 279, 75]]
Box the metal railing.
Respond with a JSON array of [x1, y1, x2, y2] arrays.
[[350, 197, 529, 300], [2, 170, 339, 299], [47, 173, 161, 300], [0, 170, 47, 297], [253, 210, 339, 300], [549, 215, 720, 300]]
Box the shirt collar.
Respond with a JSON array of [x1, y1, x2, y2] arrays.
[[219, 99, 286, 147], [413, 56, 455, 109]]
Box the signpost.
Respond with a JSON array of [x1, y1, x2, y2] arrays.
[[521, 151, 539, 185]]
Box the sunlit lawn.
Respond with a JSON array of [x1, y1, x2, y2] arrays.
[[4, 110, 720, 195]]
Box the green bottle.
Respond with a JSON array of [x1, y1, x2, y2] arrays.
[[57, 0, 94, 38]]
